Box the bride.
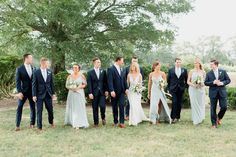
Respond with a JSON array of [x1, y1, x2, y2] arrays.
[[127, 62, 148, 126], [148, 61, 171, 124]]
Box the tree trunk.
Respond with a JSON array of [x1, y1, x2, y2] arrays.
[[51, 46, 66, 74]]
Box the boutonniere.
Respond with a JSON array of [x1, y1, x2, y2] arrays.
[[47, 71, 51, 75], [219, 71, 222, 76], [181, 69, 184, 73], [100, 69, 103, 73]]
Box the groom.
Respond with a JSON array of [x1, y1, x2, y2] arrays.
[[108, 56, 129, 128], [32, 57, 55, 130], [167, 58, 188, 123], [204, 59, 231, 128]]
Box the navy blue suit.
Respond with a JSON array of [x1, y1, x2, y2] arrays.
[[167, 67, 188, 120], [124, 65, 144, 117], [32, 68, 55, 129], [87, 68, 108, 125], [15, 65, 36, 127], [107, 65, 128, 124], [204, 69, 231, 125]]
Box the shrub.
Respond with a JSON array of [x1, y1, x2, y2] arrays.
[[227, 87, 236, 110], [54, 71, 69, 103], [0, 55, 22, 99], [54, 71, 90, 103]]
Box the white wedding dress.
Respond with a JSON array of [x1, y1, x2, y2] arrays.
[[128, 74, 148, 126]]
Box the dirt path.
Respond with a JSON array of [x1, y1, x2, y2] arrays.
[[0, 98, 19, 111]]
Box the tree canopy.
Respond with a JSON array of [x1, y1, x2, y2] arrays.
[[0, 0, 193, 73]]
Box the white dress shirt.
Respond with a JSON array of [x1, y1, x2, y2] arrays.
[[41, 68, 47, 82], [24, 63, 32, 78], [213, 68, 219, 80], [114, 63, 121, 75], [175, 66, 181, 78], [94, 67, 100, 79]]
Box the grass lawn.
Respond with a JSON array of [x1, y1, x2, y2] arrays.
[[0, 104, 236, 157]]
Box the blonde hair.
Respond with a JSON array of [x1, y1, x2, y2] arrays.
[[40, 57, 48, 63], [129, 62, 140, 73], [194, 57, 203, 70]]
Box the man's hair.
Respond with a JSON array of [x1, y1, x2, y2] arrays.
[[175, 57, 181, 62], [132, 56, 138, 60], [210, 59, 219, 66], [92, 57, 100, 62], [23, 53, 31, 61], [115, 56, 123, 62], [40, 57, 48, 63]]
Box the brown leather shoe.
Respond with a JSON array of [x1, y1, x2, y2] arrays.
[[15, 127, 20, 131], [217, 118, 222, 125], [30, 125, 35, 128], [211, 125, 217, 129], [124, 116, 129, 121], [37, 128, 43, 131], [102, 119, 106, 126], [119, 124, 125, 128], [172, 119, 177, 123], [50, 124, 56, 128], [94, 124, 99, 128]]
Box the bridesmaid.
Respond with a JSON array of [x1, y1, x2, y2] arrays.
[[148, 61, 171, 125], [64, 63, 89, 129], [187, 58, 206, 125]]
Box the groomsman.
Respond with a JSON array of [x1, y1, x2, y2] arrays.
[[87, 57, 109, 127], [32, 57, 55, 130], [15, 54, 36, 131], [108, 56, 129, 128], [124, 56, 144, 120], [167, 58, 188, 123], [204, 59, 231, 128]]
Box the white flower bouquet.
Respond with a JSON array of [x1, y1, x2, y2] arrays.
[[131, 82, 146, 94]]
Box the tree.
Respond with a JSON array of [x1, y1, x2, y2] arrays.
[[0, 0, 193, 73]]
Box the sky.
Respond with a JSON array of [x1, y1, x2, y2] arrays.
[[174, 0, 236, 42]]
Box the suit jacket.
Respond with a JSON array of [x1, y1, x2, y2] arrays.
[[204, 69, 231, 98], [124, 65, 144, 80], [87, 68, 108, 96], [167, 67, 188, 92], [16, 65, 35, 96], [107, 65, 128, 95], [32, 68, 55, 99]]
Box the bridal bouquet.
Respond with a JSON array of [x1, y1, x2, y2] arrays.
[[193, 76, 203, 88], [159, 78, 166, 91], [68, 80, 80, 89], [131, 83, 146, 94], [158, 78, 172, 98]]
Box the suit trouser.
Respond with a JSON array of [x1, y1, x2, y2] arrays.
[[170, 88, 184, 119], [16, 94, 36, 127], [111, 93, 125, 124], [36, 93, 54, 129], [210, 93, 227, 125], [92, 92, 106, 125]]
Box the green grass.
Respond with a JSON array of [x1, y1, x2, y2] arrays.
[[0, 105, 236, 157]]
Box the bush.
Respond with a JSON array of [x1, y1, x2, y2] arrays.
[[0, 55, 22, 99], [227, 87, 236, 110], [54, 71, 90, 103], [54, 71, 69, 103]]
